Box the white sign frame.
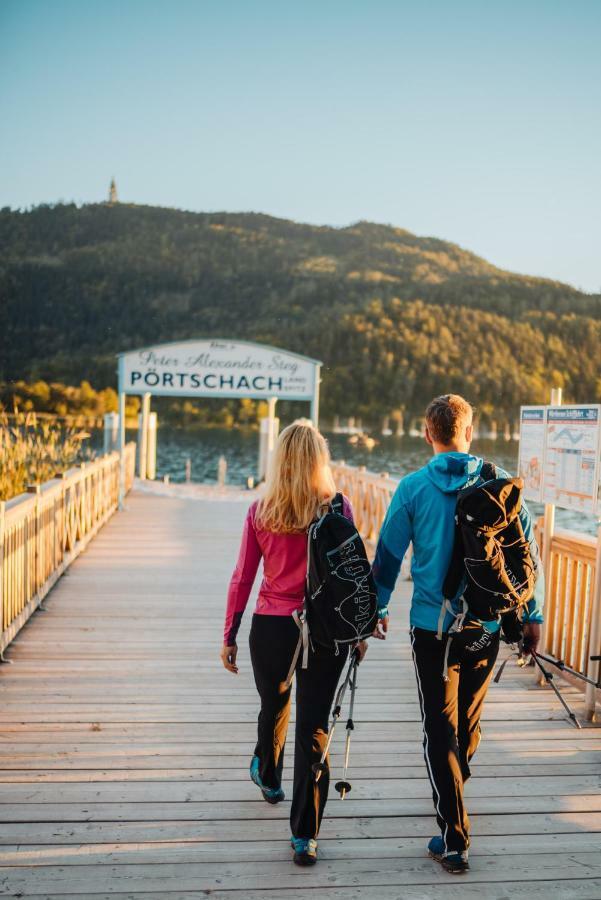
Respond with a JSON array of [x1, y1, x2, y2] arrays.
[[517, 405, 547, 504]]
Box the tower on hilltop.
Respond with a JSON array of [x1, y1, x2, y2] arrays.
[[108, 178, 118, 204]]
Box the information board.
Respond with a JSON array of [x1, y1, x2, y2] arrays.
[[542, 405, 601, 513], [517, 406, 546, 503]]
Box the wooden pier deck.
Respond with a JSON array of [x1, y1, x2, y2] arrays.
[[1, 489, 600, 898]]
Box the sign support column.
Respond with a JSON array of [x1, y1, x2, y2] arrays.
[[117, 356, 126, 510], [311, 365, 321, 426], [137, 393, 151, 480]]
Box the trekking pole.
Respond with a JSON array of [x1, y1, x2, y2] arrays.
[[532, 650, 601, 690], [530, 650, 582, 729], [335, 653, 359, 799], [312, 648, 358, 784]]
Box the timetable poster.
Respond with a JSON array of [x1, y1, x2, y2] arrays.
[[517, 406, 546, 503], [542, 405, 601, 513]]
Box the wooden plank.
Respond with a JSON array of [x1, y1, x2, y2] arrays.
[[30, 884, 601, 900], [1, 853, 601, 895], [1, 811, 601, 845], [3, 774, 600, 804], [1, 831, 601, 866], [2, 795, 601, 822]]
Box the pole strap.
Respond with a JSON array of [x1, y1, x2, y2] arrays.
[[284, 609, 309, 687]]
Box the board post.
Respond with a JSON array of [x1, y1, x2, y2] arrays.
[[537, 386, 562, 682]]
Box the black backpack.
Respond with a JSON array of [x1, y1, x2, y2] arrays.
[[443, 463, 536, 626], [305, 494, 378, 654]]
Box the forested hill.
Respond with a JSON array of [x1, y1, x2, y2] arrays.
[[1, 202, 600, 425]]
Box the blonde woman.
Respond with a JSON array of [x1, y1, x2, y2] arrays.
[[221, 420, 366, 866]]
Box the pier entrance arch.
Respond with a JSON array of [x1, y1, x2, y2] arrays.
[[116, 339, 322, 504]]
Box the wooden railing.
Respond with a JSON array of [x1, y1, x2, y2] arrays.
[[331, 462, 399, 549], [535, 519, 601, 717], [0, 444, 136, 656]]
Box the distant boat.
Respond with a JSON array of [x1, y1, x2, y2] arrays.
[[348, 432, 377, 450], [335, 424, 364, 435]]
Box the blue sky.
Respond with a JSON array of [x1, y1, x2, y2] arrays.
[[1, 0, 600, 292]]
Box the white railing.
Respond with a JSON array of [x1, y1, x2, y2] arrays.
[[331, 462, 399, 550], [0, 444, 136, 656], [535, 519, 601, 716]]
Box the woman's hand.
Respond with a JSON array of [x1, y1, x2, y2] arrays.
[[354, 639, 368, 664], [221, 644, 239, 674], [372, 615, 389, 640]]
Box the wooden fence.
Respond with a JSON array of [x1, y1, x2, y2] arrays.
[[0, 444, 136, 656], [331, 462, 398, 549], [333, 461, 600, 714]]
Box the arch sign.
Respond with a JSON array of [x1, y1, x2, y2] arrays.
[[116, 339, 322, 503]]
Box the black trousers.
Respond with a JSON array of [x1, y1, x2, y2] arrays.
[[249, 614, 348, 840], [410, 621, 500, 853]]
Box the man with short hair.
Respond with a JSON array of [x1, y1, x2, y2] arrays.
[[372, 394, 544, 874]]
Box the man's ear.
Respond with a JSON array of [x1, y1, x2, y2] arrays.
[[465, 422, 473, 444], [424, 425, 433, 446]]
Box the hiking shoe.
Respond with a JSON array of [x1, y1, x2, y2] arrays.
[[291, 836, 318, 866], [428, 836, 469, 874], [249, 756, 285, 804], [441, 852, 469, 874]]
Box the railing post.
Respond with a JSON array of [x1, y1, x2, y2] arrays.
[[0, 501, 5, 657], [26, 485, 41, 599], [584, 521, 601, 721]]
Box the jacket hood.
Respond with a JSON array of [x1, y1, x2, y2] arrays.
[[425, 452, 484, 493]]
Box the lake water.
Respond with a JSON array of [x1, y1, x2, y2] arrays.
[[104, 426, 598, 536]]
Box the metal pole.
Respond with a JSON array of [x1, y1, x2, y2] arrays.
[[538, 386, 562, 684], [117, 356, 126, 510], [584, 519, 601, 721], [311, 364, 321, 427]]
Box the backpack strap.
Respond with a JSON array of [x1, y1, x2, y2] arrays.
[[480, 461, 497, 482], [284, 609, 310, 688], [330, 492, 344, 514]]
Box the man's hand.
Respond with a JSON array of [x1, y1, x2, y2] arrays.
[[354, 640, 368, 663], [372, 615, 389, 640], [221, 644, 239, 674], [522, 623, 541, 655]]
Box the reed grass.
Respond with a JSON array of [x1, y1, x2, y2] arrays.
[[0, 412, 94, 501]]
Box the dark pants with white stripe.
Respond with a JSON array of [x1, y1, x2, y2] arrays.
[[249, 614, 348, 840], [410, 621, 500, 853]]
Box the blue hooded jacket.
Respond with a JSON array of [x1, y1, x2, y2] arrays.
[[372, 452, 545, 633]]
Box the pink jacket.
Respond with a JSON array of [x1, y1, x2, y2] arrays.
[[224, 496, 353, 645]]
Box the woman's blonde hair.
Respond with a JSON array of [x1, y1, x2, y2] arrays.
[[255, 420, 336, 534]]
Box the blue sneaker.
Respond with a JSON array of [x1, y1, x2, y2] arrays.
[[428, 836, 469, 874], [428, 834, 470, 875], [249, 756, 285, 804], [291, 836, 318, 866]]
